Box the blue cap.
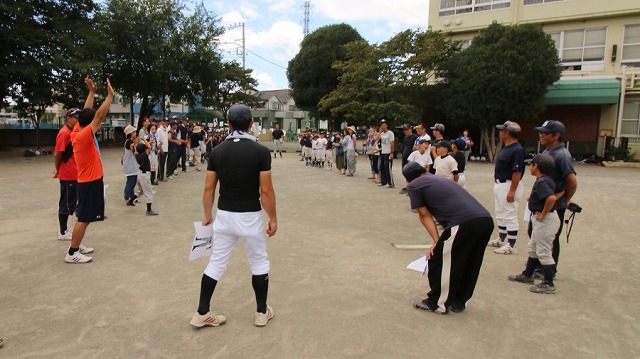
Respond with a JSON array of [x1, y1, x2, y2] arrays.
[[535, 120, 565, 136], [228, 104, 252, 122]]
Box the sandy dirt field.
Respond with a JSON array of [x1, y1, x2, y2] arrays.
[[0, 144, 638, 358]]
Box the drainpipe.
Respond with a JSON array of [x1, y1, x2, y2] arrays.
[[615, 67, 627, 148]]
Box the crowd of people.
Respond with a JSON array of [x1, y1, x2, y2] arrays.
[[295, 120, 471, 192], [54, 81, 577, 320]]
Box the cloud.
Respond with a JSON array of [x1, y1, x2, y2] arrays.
[[266, 0, 298, 12], [252, 70, 281, 90], [313, 0, 429, 27]]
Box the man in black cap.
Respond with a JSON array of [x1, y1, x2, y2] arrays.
[[191, 104, 277, 329], [166, 120, 182, 179], [403, 162, 494, 314], [177, 117, 190, 172], [156, 118, 169, 182], [534, 120, 577, 273], [378, 119, 395, 188]]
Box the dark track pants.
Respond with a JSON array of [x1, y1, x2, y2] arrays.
[[427, 217, 494, 313]]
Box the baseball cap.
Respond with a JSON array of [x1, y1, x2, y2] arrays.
[[452, 139, 467, 151], [535, 120, 565, 136], [403, 161, 427, 182], [402, 124, 413, 130], [379, 119, 388, 125], [66, 108, 81, 118], [124, 125, 136, 136], [171, 115, 178, 119], [228, 104, 252, 122], [496, 121, 521, 133], [430, 123, 445, 132], [161, 118, 169, 122], [150, 117, 159, 122], [435, 140, 452, 151], [418, 139, 429, 145], [169, 120, 178, 126], [135, 142, 147, 154]]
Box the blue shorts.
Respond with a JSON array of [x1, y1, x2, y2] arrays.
[[77, 178, 105, 223]]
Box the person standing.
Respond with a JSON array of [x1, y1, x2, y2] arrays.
[[189, 125, 204, 171], [53, 105, 89, 240], [403, 162, 494, 314], [135, 141, 159, 216], [459, 129, 473, 163], [166, 120, 181, 179], [451, 139, 467, 188], [429, 123, 445, 174], [344, 126, 358, 176], [122, 125, 138, 206], [191, 104, 277, 328], [272, 123, 284, 158], [65, 78, 114, 263], [489, 121, 525, 255], [399, 124, 418, 194], [534, 120, 577, 273], [412, 124, 431, 151], [378, 120, 394, 187], [156, 118, 169, 182], [433, 141, 459, 183], [178, 117, 190, 172]]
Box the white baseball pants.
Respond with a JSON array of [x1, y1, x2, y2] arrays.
[[493, 180, 524, 232]]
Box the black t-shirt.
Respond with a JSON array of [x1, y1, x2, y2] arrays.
[[190, 131, 203, 145], [177, 125, 189, 147], [403, 134, 418, 160], [528, 175, 556, 213], [137, 152, 151, 172], [494, 142, 525, 181], [168, 130, 179, 152], [302, 135, 312, 148], [272, 129, 284, 140], [408, 173, 491, 229], [207, 138, 271, 212]]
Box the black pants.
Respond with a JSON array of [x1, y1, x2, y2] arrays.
[[167, 151, 178, 177], [380, 154, 393, 186], [180, 146, 187, 171], [427, 217, 494, 313], [157, 152, 167, 180]]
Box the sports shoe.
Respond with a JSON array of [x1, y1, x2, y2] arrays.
[[190, 311, 226, 328], [254, 305, 274, 327], [146, 210, 159, 216], [388, 184, 395, 188], [487, 238, 502, 247], [533, 269, 544, 280], [448, 302, 466, 313], [57, 230, 72, 241], [507, 273, 534, 284], [79, 244, 94, 254], [413, 298, 448, 314], [494, 243, 517, 254], [399, 188, 408, 195], [529, 282, 556, 294], [65, 251, 92, 263]]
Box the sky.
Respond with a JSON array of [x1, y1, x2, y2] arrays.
[[205, 0, 430, 91]]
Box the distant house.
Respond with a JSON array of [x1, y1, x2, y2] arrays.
[[251, 89, 312, 132]]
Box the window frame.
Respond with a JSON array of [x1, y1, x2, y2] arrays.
[[438, 0, 510, 16], [547, 28, 607, 71]]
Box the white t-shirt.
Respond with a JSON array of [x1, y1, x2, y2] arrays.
[[414, 133, 431, 148], [315, 137, 327, 149], [380, 130, 394, 154], [156, 125, 169, 152], [408, 150, 433, 168], [434, 155, 458, 180]]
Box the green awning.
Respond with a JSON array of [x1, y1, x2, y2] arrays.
[[544, 79, 620, 105]]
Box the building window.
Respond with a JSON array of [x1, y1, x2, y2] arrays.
[[270, 101, 282, 110], [622, 100, 640, 143], [439, 0, 510, 16], [622, 25, 640, 67], [289, 105, 296, 111], [548, 28, 606, 71], [524, 0, 565, 5]]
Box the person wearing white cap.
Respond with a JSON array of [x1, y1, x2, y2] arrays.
[[122, 125, 139, 206]]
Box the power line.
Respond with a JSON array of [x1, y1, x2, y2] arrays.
[[245, 49, 288, 70]]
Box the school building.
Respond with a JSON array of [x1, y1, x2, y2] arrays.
[[428, 0, 640, 159]]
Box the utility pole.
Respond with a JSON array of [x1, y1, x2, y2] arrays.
[[303, 1, 311, 37], [228, 22, 246, 69]]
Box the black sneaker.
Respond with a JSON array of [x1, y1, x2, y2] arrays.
[[399, 188, 408, 195], [507, 273, 534, 284], [448, 302, 466, 313], [146, 210, 159, 216]]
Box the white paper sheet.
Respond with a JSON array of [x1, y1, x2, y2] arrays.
[[407, 256, 428, 276], [188, 221, 213, 261], [524, 202, 532, 222]]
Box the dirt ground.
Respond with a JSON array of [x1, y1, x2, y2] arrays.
[[0, 144, 638, 358]]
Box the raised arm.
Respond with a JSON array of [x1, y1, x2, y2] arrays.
[[90, 79, 114, 134], [83, 78, 97, 109]]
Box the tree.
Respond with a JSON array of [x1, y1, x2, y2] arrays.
[[318, 29, 459, 126], [438, 22, 561, 161], [206, 61, 261, 116], [287, 24, 364, 124], [96, 0, 226, 124], [0, 0, 97, 116]]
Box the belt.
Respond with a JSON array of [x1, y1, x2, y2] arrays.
[[141, 170, 147, 174], [495, 179, 509, 183]]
